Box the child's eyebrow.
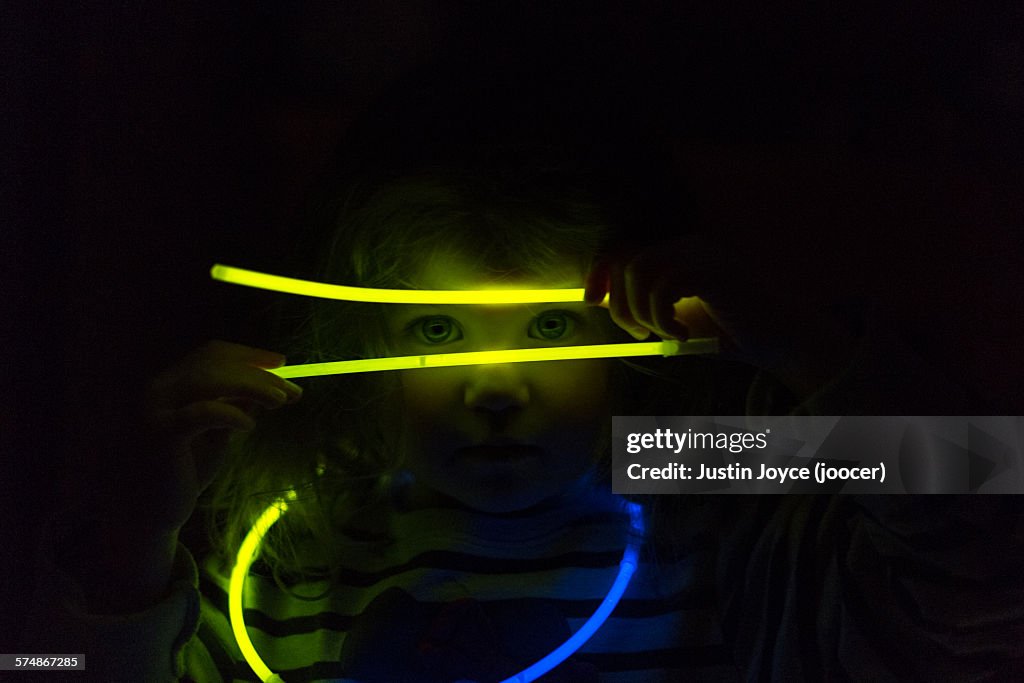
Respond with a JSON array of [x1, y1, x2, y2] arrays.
[[385, 304, 451, 326], [211, 264, 607, 305]]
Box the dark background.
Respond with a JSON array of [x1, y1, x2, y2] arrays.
[[3, 1, 1022, 650]]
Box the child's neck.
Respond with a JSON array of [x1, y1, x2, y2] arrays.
[[390, 470, 618, 518]]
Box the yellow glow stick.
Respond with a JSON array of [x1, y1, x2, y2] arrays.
[[228, 489, 296, 683], [211, 263, 603, 305], [268, 339, 718, 379]]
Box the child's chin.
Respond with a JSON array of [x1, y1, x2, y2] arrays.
[[455, 486, 561, 515]]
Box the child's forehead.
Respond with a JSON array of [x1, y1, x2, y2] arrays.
[[411, 252, 584, 290]]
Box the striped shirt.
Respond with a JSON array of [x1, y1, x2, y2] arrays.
[[24, 344, 1024, 681], [26, 492, 1024, 681], [184, 490, 740, 682]]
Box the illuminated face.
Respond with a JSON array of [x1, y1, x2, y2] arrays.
[[387, 257, 612, 514]]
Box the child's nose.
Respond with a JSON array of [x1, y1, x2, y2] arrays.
[[463, 364, 530, 414]]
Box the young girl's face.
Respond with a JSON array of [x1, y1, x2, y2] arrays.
[[386, 255, 612, 514]]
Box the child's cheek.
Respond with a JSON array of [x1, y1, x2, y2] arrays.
[[533, 359, 611, 417], [399, 368, 464, 415]]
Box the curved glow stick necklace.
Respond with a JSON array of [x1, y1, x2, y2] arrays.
[[229, 494, 646, 683]]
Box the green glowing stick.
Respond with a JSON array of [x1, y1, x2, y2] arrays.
[[211, 264, 719, 378], [268, 339, 718, 379], [229, 489, 296, 683], [211, 263, 601, 304]]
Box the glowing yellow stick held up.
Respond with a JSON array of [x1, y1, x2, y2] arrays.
[[211, 264, 719, 379], [268, 339, 719, 379], [211, 264, 600, 305]]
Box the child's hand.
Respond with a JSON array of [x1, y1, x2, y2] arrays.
[[584, 234, 734, 344], [584, 234, 859, 398], [583, 141, 886, 398], [139, 340, 302, 534]]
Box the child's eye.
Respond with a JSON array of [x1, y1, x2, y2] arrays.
[[411, 316, 462, 345], [530, 310, 576, 341]]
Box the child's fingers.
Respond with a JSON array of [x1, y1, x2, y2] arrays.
[[593, 239, 738, 341], [608, 261, 650, 340], [155, 400, 256, 442], [650, 286, 691, 340], [189, 364, 302, 408], [671, 296, 724, 340], [151, 360, 301, 411], [194, 339, 287, 369], [620, 250, 694, 340], [623, 258, 656, 334], [583, 261, 609, 306]]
